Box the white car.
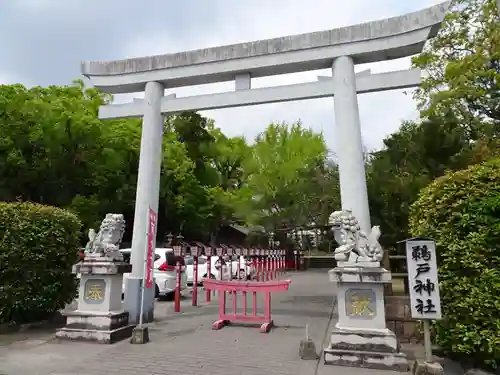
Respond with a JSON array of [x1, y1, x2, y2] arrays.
[[120, 248, 187, 298], [184, 255, 231, 285]]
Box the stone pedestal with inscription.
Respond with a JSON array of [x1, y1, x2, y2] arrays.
[[324, 266, 409, 372], [56, 256, 134, 344]]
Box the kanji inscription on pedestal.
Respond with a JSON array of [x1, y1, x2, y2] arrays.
[[83, 279, 106, 304], [345, 288, 376, 319]]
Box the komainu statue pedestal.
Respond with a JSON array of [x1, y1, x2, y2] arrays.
[[56, 257, 134, 344], [323, 266, 409, 372], [57, 213, 134, 344]]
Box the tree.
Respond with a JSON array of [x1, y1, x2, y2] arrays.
[[204, 130, 255, 240], [244, 121, 339, 232], [412, 0, 499, 155], [157, 130, 213, 240], [365, 0, 500, 247], [161, 113, 254, 241], [0, 81, 141, 231], [210, 131, 250, 191], [307, 159, 341, 227], [0, 84, 222, 242], [165, 112, 219, 187], [367, 116, 472, 246], [0, 82, 340, 244]]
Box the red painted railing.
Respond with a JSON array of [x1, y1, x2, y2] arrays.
[[202, 278, 291, 333]]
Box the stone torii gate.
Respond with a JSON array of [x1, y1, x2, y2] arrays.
[[81, 2, 449, 324]]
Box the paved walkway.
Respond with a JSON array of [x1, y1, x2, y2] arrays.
[[0, 271, 445, 375]]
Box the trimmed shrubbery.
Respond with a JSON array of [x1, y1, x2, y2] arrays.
[[409, 157, 500, 369], [0, 202, 82, 324]]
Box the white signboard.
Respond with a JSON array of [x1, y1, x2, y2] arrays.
[[405, 239, 442, 320]]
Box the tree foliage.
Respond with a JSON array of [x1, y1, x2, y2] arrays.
[[0, 81, 141, 232], [0, 82, 341, 245], [409, 158, 500, 370], [367, 0, 500, 247], [367, 115, 473, 246], [244, 122, 340, 232], [413, 0, 499, 149]]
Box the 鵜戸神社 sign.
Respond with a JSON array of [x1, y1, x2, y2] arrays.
[[405, 238, 442, 320]]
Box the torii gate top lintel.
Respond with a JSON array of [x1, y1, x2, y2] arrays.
[[82, 1, 450, 94]]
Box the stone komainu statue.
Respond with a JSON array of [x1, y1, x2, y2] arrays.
[[84, 213, 126, 262], [328, 210, 383, 266]]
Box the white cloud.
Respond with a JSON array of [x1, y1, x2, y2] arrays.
[[120, 0, 444, 152]]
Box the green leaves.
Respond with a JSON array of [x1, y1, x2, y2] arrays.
[[0, 82, 142, 231], [412, 0, 500, 131], [0, 202, 82, 325], [366, 116, 473, 246], [244, 121, 340, 232], [160, 113, 252, 239], [0, 82, 341, 246]]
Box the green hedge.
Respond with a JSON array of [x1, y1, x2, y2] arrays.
[[409, 157, 500, 370], [0, 202, 82, 324]]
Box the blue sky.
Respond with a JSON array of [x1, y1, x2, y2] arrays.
[[0, 0, 443, 153]]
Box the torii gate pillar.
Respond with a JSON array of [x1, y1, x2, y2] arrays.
[[124, 81, 164, 324], [332, 56, 371, 232]]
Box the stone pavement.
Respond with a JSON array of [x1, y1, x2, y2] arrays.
[[0, 270, 455, 375]]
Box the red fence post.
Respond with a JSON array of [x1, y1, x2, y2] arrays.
[[192, 245, 199, 306], [267, 250, 272, 281], [253, 249, 260, 281], [257, 249, 264, 281], [268, 250, 272, 280], [174, 260, 181, 312], [272, 250, 277, 280], [271, 250, 276, 280], [273, 250, 277, 279], [205, 247, 212, 303], [263, 249, 267, 281], [264, 250, 267, 279]]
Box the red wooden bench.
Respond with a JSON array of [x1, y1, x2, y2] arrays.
[[202, 278, 291, 333]]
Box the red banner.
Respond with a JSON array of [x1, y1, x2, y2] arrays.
[[146, 207, 158, 289]]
